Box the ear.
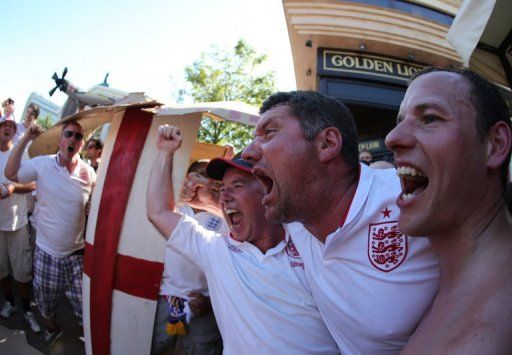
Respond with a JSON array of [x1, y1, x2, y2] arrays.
[[486, 121, 511, 171], [316, 127, 342, 163]]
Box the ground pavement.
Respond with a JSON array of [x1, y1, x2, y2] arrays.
[[0, 279, 85, 355]]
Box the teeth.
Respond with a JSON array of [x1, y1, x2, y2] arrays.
[[225, 208, 239, 215], [397, 165, 425, 177], [402, 193, 414, 200]]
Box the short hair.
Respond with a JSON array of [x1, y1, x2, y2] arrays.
[[87, 138, 103, 150], [187, 160, 209, 176], [259, 91, 359, 168], [2, 98, 14, 108], [410, 67, 511, 185], [28, 103, 40, 119], [61, 120, 83, 134]]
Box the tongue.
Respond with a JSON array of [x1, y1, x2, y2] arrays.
[[402, 175, 428, 194], [231, 213, 242, 225]]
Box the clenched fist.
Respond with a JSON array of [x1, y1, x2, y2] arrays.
[[26, 123, 44, 141], [157, 125, 182, 154]]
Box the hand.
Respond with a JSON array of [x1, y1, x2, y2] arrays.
[[180, 172, 219, 209], [188, 292, 211, 317], [26, 123, 43, 141], [223, 144, 235, 160], [0, 183, 14, 199], [157, 125, 182, 154]]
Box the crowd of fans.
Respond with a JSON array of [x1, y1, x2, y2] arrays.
[[1, 65, 511, 354], [0, 98, 102, 345]]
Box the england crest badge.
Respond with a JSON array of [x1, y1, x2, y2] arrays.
[[368, 221, 407, 272]]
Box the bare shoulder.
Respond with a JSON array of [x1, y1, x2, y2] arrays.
[[402, 213, 512, 354]]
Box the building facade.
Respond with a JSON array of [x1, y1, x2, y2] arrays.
[[283, 0, 510, 162], [21, 92, 61, 125]]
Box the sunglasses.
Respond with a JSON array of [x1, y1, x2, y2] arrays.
[[63, 130, 84, 140]]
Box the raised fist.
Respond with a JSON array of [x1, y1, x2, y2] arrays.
[[27, 123, 43, 141], [157, 124, 182, 154]]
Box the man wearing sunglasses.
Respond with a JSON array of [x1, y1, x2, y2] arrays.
[[5, 120, 96, 345]]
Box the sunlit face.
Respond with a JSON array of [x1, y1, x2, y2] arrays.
[[0, 121, 16, 144], [242, 104, 319, 223], [24, 107, 36, 125], [385, 72, 488, 237], [59, 123, 84, 160], [219, 168, 268, 243], [4, 102, 14, 115]]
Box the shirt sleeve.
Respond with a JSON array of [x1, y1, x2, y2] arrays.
[[167, 214, 220, 270], [17, 159, 38, 183]]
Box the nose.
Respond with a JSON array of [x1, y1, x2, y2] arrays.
[[385, 121, 416, 153], [220, 188, 234, 205], [241, 141, 260, 164]]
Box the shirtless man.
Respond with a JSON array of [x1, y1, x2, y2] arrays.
[[385, 67, 512, 353]]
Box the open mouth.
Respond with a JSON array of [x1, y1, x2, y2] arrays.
[[396, 165, 429, 201], [225, 208, 243, 227], [67, 145, 75, 153], [252, 168, 274, 203]]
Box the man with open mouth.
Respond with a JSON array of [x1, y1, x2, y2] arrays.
[[0, 116, 39, 333], [147, 125, 339, 354], [242, 91, 439, 354], [385, 67, 512, 353], [5, 119, 96, 345]]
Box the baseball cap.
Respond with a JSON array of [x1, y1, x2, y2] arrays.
[[206, 155, 253, 181], [0, 116, 17, 131]]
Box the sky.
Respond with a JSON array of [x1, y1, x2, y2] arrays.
[[1, 0, 296, 115]]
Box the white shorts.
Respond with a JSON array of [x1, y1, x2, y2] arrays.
[[0, 225, 33, 283]]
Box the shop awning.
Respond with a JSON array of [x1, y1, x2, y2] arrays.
[[446, 0, 512, 87]]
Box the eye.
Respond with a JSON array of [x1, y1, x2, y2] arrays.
[[422, 115, 439, 125], [264, 128, 276, 138]]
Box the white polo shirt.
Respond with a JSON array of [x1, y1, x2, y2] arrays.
[[18, 154, 96, 257], [168, 215, 339, 355], [285, 164, 439, 354], [159, 205, 229, 299], [0, 147, 28, 231]]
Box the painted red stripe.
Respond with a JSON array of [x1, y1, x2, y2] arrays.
[[89, 108, 153, 355], [84, 242, 163, 300]]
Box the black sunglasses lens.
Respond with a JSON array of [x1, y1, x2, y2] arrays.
[[64, 131, 83, 140]]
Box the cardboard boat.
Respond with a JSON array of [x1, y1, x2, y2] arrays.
[[29, 101, 259, 355]]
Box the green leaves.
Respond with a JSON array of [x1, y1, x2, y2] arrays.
[[182, 39, 276, 151]]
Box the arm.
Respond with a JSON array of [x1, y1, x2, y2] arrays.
[[146, 125, 184, 239], [5, 123, 42, 182], [1, 181, 36, 199]]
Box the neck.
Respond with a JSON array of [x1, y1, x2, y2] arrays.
[[58, 152, 79, 172], [302, 166, 359, 242], [430, 194, 509, 285], [250, 224, 285, 253], [0, 140, 12, 152]]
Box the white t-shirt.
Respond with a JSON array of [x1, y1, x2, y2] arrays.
[[168, 215, 339, 355], [18, 154, 96, 257], [13, 123, 26, 146], [159, 205, 229, 298], [0, 147, 28, 231], [285, 164, 439, 354]]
